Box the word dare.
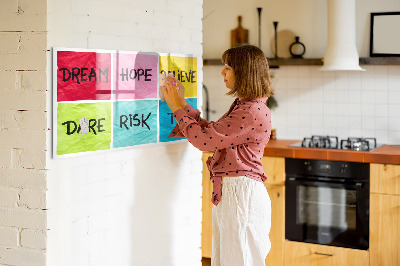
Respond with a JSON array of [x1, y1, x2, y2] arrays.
[[62, 118, 106, 135]]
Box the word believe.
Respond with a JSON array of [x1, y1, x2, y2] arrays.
[[160, 70, 196, 83], [59, 67, 109, 84]]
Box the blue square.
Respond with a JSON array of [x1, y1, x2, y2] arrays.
[[159, 97, 197, 142], [113, 100, 158, 148]]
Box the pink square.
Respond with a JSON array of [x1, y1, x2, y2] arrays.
[[114, 53, 158, 100]]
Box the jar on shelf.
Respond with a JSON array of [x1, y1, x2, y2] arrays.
[[289, 36, 306, 58]]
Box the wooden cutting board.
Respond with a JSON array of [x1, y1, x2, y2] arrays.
[[231, 16, 249, 48]]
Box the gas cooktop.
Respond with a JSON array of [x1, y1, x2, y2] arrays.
[[289, 135, 382, 151]]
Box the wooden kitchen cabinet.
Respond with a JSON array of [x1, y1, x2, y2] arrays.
[[284, 241, 369, 266], [261, 156, 285, 185], [370, 193, 400, 266], [262, 156, 285, 266], [202, 152, 213, 258], [264, 184, 285, 266], [201, 154, 286, 266], [370, 163, 400, 195], [370, 163, 400, 266]]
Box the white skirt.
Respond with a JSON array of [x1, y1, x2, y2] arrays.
[[212, 176, 271, 266]]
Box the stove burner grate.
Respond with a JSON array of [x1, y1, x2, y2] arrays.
[[340, 137, 377, 151], [301, 135, 339, 149], [299, 136, 377, 151]]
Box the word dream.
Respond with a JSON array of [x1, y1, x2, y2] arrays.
[[54, 48, 198, 156]]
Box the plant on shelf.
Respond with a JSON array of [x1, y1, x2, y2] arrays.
[[266, 95, 278, 110]]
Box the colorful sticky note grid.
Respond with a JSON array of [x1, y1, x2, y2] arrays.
[[54, 48, 198, 157]]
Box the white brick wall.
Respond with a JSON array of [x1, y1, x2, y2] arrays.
[[0, 227, 19, 247], [0, 0, 48, 265], [21, 229, 47, 250], [46, 1, 203, 266], [0, 187, 19, 208]]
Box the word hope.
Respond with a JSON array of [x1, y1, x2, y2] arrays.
[[119, 68, 153, 81]]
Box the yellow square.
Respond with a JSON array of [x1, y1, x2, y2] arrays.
[[159, 56, 197, 98]]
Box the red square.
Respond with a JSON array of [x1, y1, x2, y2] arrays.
[[57, 51, 111, 102]]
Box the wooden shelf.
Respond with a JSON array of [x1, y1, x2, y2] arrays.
[[268, 58, 322, 67], [359, 57, 400, 65], [202, 59, 223, 66], [203, 57, 400, 67], [203, 58, 322, 67]]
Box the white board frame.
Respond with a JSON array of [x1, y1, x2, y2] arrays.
[[52, 47, 199, 159], [370, 12, 400, 57]]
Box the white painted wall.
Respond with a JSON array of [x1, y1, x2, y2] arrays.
[[203, 0, 326, 59], [203, 0, 400, 145], [46, 1, 203, 266], [203, 0, 400, 58]]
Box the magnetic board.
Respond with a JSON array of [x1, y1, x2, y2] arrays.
[[53, 48, 198, 157]]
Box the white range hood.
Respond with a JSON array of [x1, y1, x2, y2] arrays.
[[320, 0, 365, 71]]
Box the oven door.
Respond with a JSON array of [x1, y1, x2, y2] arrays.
[[285, 177, 369, 250]]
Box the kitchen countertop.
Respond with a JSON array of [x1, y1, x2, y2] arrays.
[[263, 139, 400, 165]]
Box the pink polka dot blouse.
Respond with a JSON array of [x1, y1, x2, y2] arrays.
[[169, 97, 272, 206]]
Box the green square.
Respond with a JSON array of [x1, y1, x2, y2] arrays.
[[57, 102, 111, 155]]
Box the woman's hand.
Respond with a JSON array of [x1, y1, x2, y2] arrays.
[[160, 74, 187, 113], [174, 76, 187, 107]]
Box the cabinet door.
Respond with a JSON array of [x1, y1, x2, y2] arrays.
[[370, 163, 400, 195], [261, 156, 285, 186], [284, 241, 369, 266], [370, 193, 400, 266], [264, 184, 284, 266], [202, 152, 213, 258]]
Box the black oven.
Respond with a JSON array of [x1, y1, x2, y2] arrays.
[[285, 158, 369, 250]]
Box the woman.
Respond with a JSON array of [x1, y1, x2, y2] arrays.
[[161, 44, 273, 266]]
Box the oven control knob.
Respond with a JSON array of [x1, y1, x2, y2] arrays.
[[304, 162, 312, 171], [340, 164, 347, 174]]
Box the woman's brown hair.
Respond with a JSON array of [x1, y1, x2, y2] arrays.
[[221, 44, 273, 99]]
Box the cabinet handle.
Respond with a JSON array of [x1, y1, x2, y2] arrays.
[[314, 252, 335, 257]]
